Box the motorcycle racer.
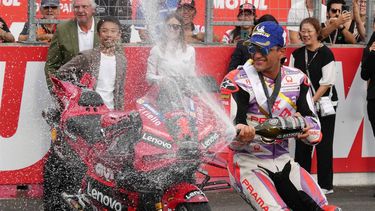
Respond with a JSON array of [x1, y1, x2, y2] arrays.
[[220, 21, 341, 211]]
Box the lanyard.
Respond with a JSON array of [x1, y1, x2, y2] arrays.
[[304, 47, 319, 77], [328, 29, 338, 44], [258, 70, 281, 118], [304, 47, 333, 98]]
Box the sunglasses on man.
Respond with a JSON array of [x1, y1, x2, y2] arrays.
[[248, 44, 279, 56], [330, 8, 341, 14], [43, 6, 59, 9]]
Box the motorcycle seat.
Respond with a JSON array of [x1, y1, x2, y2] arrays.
[[78, 90, 104, 107], [66, 115, 103, 144]]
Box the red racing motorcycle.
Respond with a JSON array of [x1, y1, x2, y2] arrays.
[[42, 74, 235, 211]]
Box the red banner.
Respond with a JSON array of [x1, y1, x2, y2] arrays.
[[0, 45, 370, 186]]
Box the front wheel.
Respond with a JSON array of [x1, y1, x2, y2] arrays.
[[43, 151, 69, 211], [43, 150, 86, 211], [176, 202, 211, 211]]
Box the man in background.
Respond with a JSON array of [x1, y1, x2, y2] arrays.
[[18, 0, 60, 43], [176, 0, 219, 43], [321, 0, 355, 44], [55, 16, 126, 110], [44, 0, 99, 92]]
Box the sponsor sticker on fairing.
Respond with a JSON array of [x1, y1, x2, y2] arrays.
[[142, 132, 172, 150], [184, 190, 205, 200], [201, 132, 220, 149], [94, 163, 114, 181], [86, 181, 124, 211]]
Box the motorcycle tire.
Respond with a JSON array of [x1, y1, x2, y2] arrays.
[[43, 151, 70, 211], [176, 202, 212, 211], [43, 150, 86, 211]]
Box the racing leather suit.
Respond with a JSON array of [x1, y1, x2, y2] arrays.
[[220, 61, 327, 210]]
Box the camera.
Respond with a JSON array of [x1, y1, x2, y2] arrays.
[[342, 5, 350, 14], [240, 30, 250, 40]]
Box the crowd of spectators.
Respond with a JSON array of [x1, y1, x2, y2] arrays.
[[2, 0, 375, 204], [1, 0, 373, 45]]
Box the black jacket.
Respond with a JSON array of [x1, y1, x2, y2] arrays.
[[361, 32, 375, 100], [227, 40, 250, 72]]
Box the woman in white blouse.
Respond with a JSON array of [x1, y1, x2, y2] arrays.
[[289, 17, 338, 195], [146, 13, 196, 84]]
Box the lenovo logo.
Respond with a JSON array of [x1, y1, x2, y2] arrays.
[[142, 132, 172, 149], [184, 190, 205, 200], [87, 182, 123, 211], [201, 132, 219, 149]]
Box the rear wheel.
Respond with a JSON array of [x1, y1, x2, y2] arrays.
[[176, 202, 212, 211]]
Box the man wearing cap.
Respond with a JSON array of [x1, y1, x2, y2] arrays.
[[220, 21, 341, 210], [18, 0, 60, 43], [176, 0, 216, 43], [222, 3, 256, 44], [44, 0, 99, 92]]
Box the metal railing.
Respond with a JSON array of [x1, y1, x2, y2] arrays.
[[26, 0, 374, 44]]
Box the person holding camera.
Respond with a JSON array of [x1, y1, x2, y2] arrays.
[[222, 3, 256, 44], [226, 14, 278, 72], [286, 0, 327, 45], [289, 17, 338, 195], [321, 0, 356, 44]]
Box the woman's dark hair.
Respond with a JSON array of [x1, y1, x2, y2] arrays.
[[255, 14, 278, 25], [160, 13, 186, 53], [230, 27, 242, 43], [299, 17, 323, 41], [97, 16, 121, 33]]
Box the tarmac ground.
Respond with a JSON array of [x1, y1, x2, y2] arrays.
[[0, 186, 374, 210]]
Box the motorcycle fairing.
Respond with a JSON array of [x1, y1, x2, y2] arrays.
[[162, 182, 209, 209], [65, 115, 103, 144], [82, 176, 133, 211]]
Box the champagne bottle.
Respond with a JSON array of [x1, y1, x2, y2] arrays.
[[255, 116, 305, 143]]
